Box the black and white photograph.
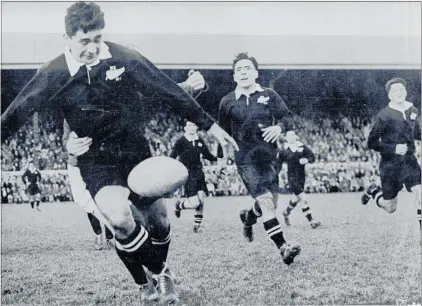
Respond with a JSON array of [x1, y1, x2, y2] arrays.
[[1, 1, 421, 305]]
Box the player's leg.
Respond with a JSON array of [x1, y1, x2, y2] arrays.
[[132, 196, 179, 303], [35, 191, 41, 211], [29, 194, 35, 209], [297, 192, 321, 228], [363, 161, 401, 213], [87, 213, 104, 250], [68, 164, 115, 249], [404, 157, 421, 229], [282, 194, 299, 226], [174, 172, 199, 217], [411, 185, 421, 228], [256, 191, 301, 265], [237, 165, 262, 242], [80, 165, 160, 304], [193, 190, 206, 233]]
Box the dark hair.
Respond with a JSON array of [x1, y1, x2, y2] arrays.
[[232, 53, 259, 71], [385, 78, 407, 93], [65, 2, 105, 37]]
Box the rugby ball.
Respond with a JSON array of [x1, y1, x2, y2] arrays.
[[127, 156, 188, 197]]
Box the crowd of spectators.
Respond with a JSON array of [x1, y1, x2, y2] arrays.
[[3, 110, 420, 203], [2, 172, 72, 204], [1, 112, 67, 172]]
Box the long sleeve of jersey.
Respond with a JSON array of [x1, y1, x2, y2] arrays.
[[1, 67, 58, 140], [415, 114, 421, 141], [22, 171, 29, 184], [277, 149, 288, 164], [367, 116, 396, 154], [268, 89, 295, 132], [201, 142, 217, 162], [303, 145, 315, 163], [216, 98, 231, 158], [169, 140, 180, 159], [127, 53, 215, 131]]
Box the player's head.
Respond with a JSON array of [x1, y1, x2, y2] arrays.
[[184, 120, 198, 135], [28, 161, 35, 171], [64, 2, 105, 65], [285, 130, 297, 144], [385, 78, 407, 104], [233, 53, 259, 88]]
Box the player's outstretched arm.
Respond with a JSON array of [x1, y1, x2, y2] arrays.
[[127, 54, 238, 156], [201, 141, 218, 162], [179, 70, 206, 93], [1, 66, 56, 140], [216, 98, 233, 159], [303, 145, 316, 164], [169, 140, 180, 159]]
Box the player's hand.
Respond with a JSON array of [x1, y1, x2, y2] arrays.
[[183, 70, 205, 91], [208, 123, 239, 157], [261, 125, 282, 143], [395, 143, 407, 155], [66, 131, 92, 156], [299, 158, 309, 165]]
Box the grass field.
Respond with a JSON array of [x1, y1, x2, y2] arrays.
[[1, 193, 421, 306]]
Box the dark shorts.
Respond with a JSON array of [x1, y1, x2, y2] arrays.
[[380, 155, 421, 200], [79, 163, 135, 198], [184, 168, 208, 197], [288, 177, 305, 196], [28, 184, 41, 196], [237, 160, 281, 198]]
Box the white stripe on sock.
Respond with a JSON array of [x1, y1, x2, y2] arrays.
[[266, 224, 282, 235], [120, 226, 147, 249], [268, 228, 283, 236], [123, 231, 149, 252], [151, 234, 171, 245], [252, 205, 261, 216]]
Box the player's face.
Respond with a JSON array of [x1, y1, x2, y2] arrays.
[[28, 163, 35, 171], [66, 29, 103, 65], [285, 131, 297, 144], [233, 59, 258, 88], [185, 121, 198, 134], [388, 83, 407, 104]]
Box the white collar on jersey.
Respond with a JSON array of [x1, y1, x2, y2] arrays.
[[184, 133, 199, 142], [235, 83, 264, 100], [388, 101, 413, 119], [284, 141, 304, 153], [64, 41, 112, 77]]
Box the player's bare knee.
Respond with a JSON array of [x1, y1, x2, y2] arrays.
[[383, 198, 397, 213], [256, 192, 276, 218], [297, 192, 306, 203], [197, 191, 205, 208], [95, 186, 133, 232]]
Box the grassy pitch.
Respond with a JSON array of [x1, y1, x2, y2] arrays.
[[1, 193, 421, 305]]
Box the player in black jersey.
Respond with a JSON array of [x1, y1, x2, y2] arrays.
[[22, 161, 42, 210], [278, 131, 321, 228], [1, 3, 238, 305], [361, 78, 421, 229], [170, 120, 217, 233], [218, 53, 300, 265]]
